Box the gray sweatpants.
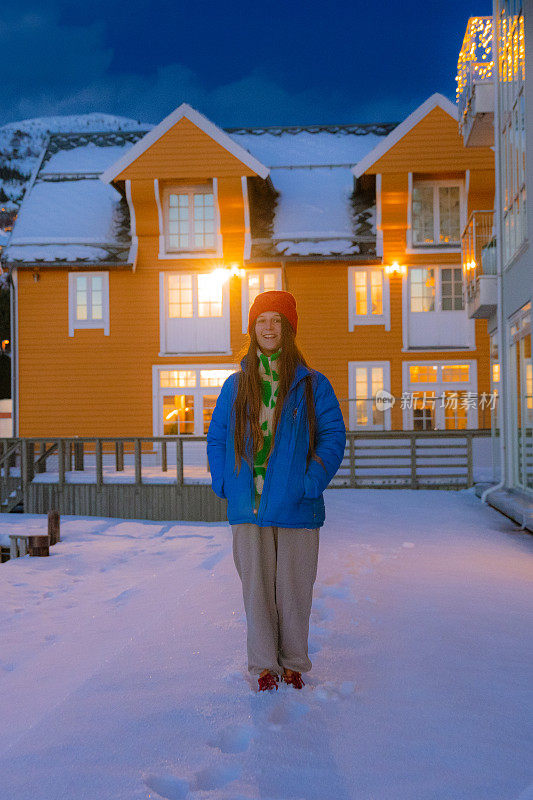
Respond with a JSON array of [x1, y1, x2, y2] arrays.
[[231, 523, 319, 675]]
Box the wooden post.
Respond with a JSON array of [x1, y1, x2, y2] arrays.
[[48, 509, 60, 544], [36, 442, 47, 474], [161, 440, 167, 472], [115, 440, 124, 471], [57, 439, 65, 488], [29, 534, 50, 557], [95, 439, 103, 488], [466, 434, 474, 487], [134, 439, 142, 484], [410, 435, 418, 489], [176, 438, 184, 486], [9, 536, 18, 559], [21, 440, 35, 488], [74, 440, 84, 470]]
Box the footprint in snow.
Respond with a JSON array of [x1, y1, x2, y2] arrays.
[[208, 722, 254, 754], [192, 763, 242, 791], [143, 772, 189, 800], [310, 597, 333, 623], [199, 548, 227, 570], [266, 698, 310, 729], [106, 587, 140, 606], [314, 681, 356, 702]]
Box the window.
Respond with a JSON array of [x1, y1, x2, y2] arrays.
[[242, 269, 282, 332], [402, 360, 477, 430], [409, 266, 463, 312], [160, 183, 221, 257], [440, 267, 463, 311], [411, 180, 462, 247], [160, 272, 230, 354], [348, 362, 391, 430], [348, 268, 390, 330], [154, 365, 237, 436], [68, 272, 110, 336]]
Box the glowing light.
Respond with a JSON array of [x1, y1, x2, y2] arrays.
[[384, 262, 407, 276]]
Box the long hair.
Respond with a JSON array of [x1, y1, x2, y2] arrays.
[[233, 316, 321, 472]]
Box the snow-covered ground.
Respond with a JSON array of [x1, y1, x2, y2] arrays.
[[0, 489, 531, 800]]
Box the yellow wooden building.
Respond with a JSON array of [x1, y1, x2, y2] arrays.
[[3, 94, 494, 438]]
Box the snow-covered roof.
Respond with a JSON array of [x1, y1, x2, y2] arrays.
[[3, 130, 147, 265], [3, 117, 396, 266], [229, 124, 394, 259]]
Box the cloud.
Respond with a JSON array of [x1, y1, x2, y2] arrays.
[[0, 7, 426, 128]]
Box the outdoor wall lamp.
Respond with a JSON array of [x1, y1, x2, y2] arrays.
[[384, 262, 406, 276]]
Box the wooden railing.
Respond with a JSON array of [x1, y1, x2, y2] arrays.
[[330, 429, 490, 489], [0, 431, 491, 515]]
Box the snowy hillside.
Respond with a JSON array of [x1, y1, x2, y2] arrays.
[[0, 113, 151, 237]]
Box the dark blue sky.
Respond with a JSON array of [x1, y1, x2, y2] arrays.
[[3, 0, 492, 128]]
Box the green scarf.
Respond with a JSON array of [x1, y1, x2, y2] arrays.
[[253, 348, 281, 497]]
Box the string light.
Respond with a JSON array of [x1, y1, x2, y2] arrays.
[[456, 16, 494, 132]]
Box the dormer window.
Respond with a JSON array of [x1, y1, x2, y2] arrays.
[[410, 178, 464, 249], [159, 182, 221, 258], [166, 186, 215, 251]]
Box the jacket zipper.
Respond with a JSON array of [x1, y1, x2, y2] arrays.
[[255, 377, 307, 525]]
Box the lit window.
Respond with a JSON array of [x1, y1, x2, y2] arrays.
[[349, 362, 390, 430], [412, 181, 461, 246], [492, 363, 500, 383], [409, 365, 438, 383], [442, 365, 470, 382], [168, 274, 193, 318], [200, 369, 235, 387], [163, 395, 195, 435], [166, 187, 216, 252], [410, 268, 435, 312], [160, 370, 197, 388], [351, 269, 384, 323], [197, 274, 223, 317]]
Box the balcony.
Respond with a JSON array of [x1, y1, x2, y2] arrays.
[[462, 210, 497, 318], [456, 17, 494, 147]]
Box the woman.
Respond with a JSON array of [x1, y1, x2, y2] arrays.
[[207, 290, 346, 692]]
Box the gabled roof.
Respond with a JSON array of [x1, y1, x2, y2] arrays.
[[100, 103, 269, 183], [352, 94, 457, 178]]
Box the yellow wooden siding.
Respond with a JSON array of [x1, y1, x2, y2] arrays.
[[116, 118, 258, 181], [368, 107, 494, 174]]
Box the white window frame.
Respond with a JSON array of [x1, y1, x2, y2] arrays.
[[401, 359, 477, 429], [348, 361, 391, 431], [152, 363, 237, 436], [159, 271, 231, 356], [155, 179, 223, 260], [406, 174, 466, 254], [241, 268, 282, 333], [68, 271, 110, 336], [408, 265, 464, 314], [348, 267, 390, 331]]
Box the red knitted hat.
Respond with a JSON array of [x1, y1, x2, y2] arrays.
[[248, 290, 298, 334]]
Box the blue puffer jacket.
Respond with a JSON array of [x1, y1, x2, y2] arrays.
[[207, 361, 346, 528]]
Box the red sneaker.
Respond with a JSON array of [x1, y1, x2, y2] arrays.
[[258, 672, 279, 691], [282, 670, 305, 689]]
